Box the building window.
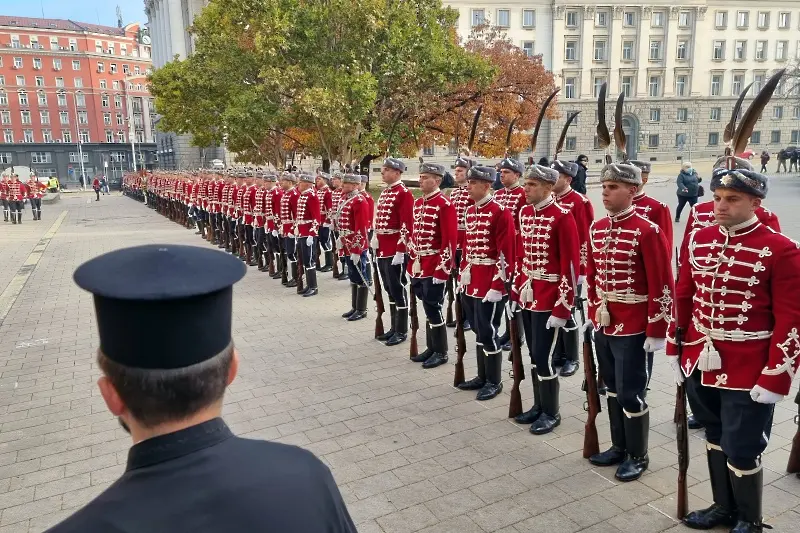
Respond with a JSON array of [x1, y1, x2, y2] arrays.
[[676, 40, 688, 60], [593, 78, 606, 97], [106, 130, 114, 143], [652, 11, 664, 27], [620, 40, 634, 61], [771, 130, 781, 144], [57, 92, 67, 107], [679, 11, 690, 28], [117, 131, 125, 143], [774, 106, 784, 119], [737, 11, 749, 29], [71, 60, 80, 70], [52, 58, 61, 71], [135, 131, 144, 143], [0, 76, 4, 86], [3, 130, 13, 143], [677, 108, 688, 122], [97, 62, 105, 73], [23, 130, 34, 143], [423, 144, 434, 156], [55, 77, 64, 88], [564, 77, 576, 99], [648, 76, 662, 97], [78, 111, 88, 124], [133, 66, 140, 75], [59, 111, 69, 125], [709, 132, 719, 145], [496, 9, 510, 28], [114, 95, 122, 108], [650, 108, 661, 122], [791, 130, 800, 144], [62, 131, 71, 143], [522, 41, 534, 57], [0, 92, 7, 106], [116, 113, 124, 126], [79, 130, 89, 143], [13, 57, 23, 68], [110, 63, 118, 73], [40, 110, 49, 124], [30, 152, 52, 164], [120, 44, 127, 56], [103, 112, 112, 125], [565, 41, 577, 61], [621, 76, 633, 97], [755, 41, 767, 60], [715, 11, 728, 29], [69, 152, 88, 163], [623, 11, 635, 27], [711, 74, 723, 96], [0, 152, 11, 163], [595, 11, 608, 27], [650, 40, 662, 60], [521, 9, 536, 28], [732, 74, 744, 95], [49, 36, 58, 50], [95, 41, 103, 53], [20, 110, 31, 124], [734, 41, 746, 61], [779, 12, 790, 29], [0, 111, 9, 124], [565, 137, 577, 151], [100, 94, 109, 107], [794, 106, 800, 119], [107, 43, 115, 55], [10, 35, 20, 48], [99, 79, 107, 89], [471, 9, 485, 27], [776, 41, 788, 61], [566, 11, 578, 28], [112, 80, 120, 90], [75, 92, 85, 107], [594, 40, 607, 61], [758, 12, 769, 29], [751, 131, 761, 144], [676, 76, 688, 97], [648, 134, 659, 148], [32, 58, 42, 71], [18, 91, 28, 106], [73, 78, 83, 90], [713, 40, 725, 60]]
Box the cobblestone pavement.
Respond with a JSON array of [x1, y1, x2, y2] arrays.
[[1, 180, 799, 533]]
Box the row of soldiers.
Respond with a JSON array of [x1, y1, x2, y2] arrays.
[[0, 172, 48, 223]]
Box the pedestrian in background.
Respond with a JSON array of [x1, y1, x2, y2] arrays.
[[92, 176, 101, 201], [790, 149, 799, 173], [760, 150, 770, 173], [675, 161, 701, 222], [573, 155, 588, 194], [777, 149, 788, 173], [100, 175, 109, 195]]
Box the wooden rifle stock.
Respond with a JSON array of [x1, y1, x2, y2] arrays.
[[409, 290, 419, 360], [581, 314, 601, 458], [453, 290, 466, 387], [674, 327, 689, 519], [267, 236, 276, 276], [280, 246, 289, 285], [786, 390, 800, 474], [445, 278, 455, 325], [332, 237, 341, 277], [508, 307, 525, 419], [296, 245, 305, 293], [373, 261, 385, 338]]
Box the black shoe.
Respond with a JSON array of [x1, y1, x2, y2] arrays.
[[347, 310, 367, 321], [530, 378, 561, 435], [337, 272, 349, 280], [302, 287, 318, 297], [342, 285, 358, 318], [688, 414, 704, 430], [377, 304, 397, 341], [386, 310, 408, 346], [730, 521, 771, 533], [615, 454, 649, 482], [559, 360, 579, 377], [319, 265, 333, 273], [458, 346, 487, 390], [411, 348, 433, 363], [589, 446, 626, 467], [682, 504, 738, 530], [446, 320, 457, 328], [501, 341, 512, 351], [462, 319, 472, 332], [422, 352, 448, 369], [347, 286, 368, 321], [285, 279, 297, 288], [476, 381, 503, 401], [271, 271, 282, 279], [615, 412, 649, 482], [457, 376, 485, 391], [384, 332, 407, 346], [530, 413, 561, 435], [514, 406, 542, 425], [377, 329, 395, 341]]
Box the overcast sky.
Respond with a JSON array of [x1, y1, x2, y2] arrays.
[[0, 0, 147, 28]]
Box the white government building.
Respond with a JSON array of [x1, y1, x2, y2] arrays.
[[147, 1, 800, 171]]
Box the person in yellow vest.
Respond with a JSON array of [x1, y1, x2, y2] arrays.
[[48, 176, 60, 192]]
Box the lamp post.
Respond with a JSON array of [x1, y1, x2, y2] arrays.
[[72, 91, 86, 189]]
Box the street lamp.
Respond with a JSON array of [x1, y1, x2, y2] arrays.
[[71, 91, 87, 188]]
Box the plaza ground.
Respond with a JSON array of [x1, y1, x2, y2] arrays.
[[1, 174, 799, 532]]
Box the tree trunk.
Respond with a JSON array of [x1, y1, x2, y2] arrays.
[[359, 155, 376, 190], [322, 159, 331, 172]]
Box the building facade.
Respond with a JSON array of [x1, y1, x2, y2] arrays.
[[0, 16, 157, 184]]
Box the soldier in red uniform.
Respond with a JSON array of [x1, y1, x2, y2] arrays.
[[406, 163, 457, 369], [551, 159, 595, 377], [295, 173, 322, 297], [512, 164, 580, 434], [252, 174, 269, 271], [7, 174, 28, 225], [446, 156, 475, 332], [629, 161, 673, 251], [668, 167, 800, 533], [279, 173, 300, 288], [210, 172, 225, 245], [265, 173, 284, 279], [219, 176, 234, 252], [330, 172, 348, 280], [1, 174, 9, 222], [373, 158, 415, 346], [456, 166, 515, 401], [315, 172, 335, 272], [585, 163, 674, 482], [337, 174, 371, 321], [242, 173, 259, 265], [26, 174, 46, 221]]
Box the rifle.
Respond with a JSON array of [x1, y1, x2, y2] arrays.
[[332, 236, 341, 277], [280, 237, 289, 285], [373, 260, 385, 338], [296, 241, 305, 294], [579, 286, 601, 458], [674, 247, 689, 519], [267, 236, 276, 276], [785, 390, 800, 475], [445, 278, 455, 326], [409, 290, 419, 360], [507, 301, 525, 419], [453, 287, 467, 387]]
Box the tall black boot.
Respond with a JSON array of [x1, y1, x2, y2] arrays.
[[411, 322, 433, 362], [476, 351, 503, 400], [729, 465, 767, 532], [285, 261, 298, 288], [376, 304, 397, 341], [385, 308, 408, 346], [302, 269, 318, 297], [559, 319, 580, 377], [422, 324, 449, 369], [590, 396, 627, 466], [530, 378, 561, 434], [11, 211, 17, 224], [196, 220, 205, 236], [514, 372, 542, 424], [3, 209, 8, 222], [17, 211, 22, 224], [348, 286, 369, 321], [458, 345, 487, 390], [342, 284, 358, 318], [683, 446, 738, 529], [615, 411, 649, 481], [337, 259, 349, 280], [319, 251, 334, 272], [271, 253, 283, 279]]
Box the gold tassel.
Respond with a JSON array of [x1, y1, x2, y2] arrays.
[[596, 299, 611, 327], [698, 340, 722, 372], [370, 234, 379, 249], [412, 257, 421, 275]]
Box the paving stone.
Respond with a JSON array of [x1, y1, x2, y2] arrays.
[[376, 503, 439, 533], [511, 509, 581, 533]]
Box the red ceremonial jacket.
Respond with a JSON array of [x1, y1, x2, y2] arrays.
[[8, 180, 28, 201], [0, 180, 8, 199], [232, 185, 245, 219], [449, 185, 474, 251], [337, 190, 370, 256], [667, 218, 800, 395], [374, 181, 414, 258], [407, 190, 457, 281], [279, 187, 299, 236], [330, 187, 344, 226], [315, 185, 333, 227], [633, 191, 673, 260], [556, 187, 594, 277], [254, 186, 268, 228], [266, 187, 282, 232], [513, 197, 580, 318], [586, 205, 674, 338], [221, 183, 233, 215], [243, 185, 257, 225], [26, 179, 46, 199], [361, 191, 374, 230], [295, 188, 321, 237], [212, 180, 224, 214], [459, 195, 515, 299], [494, 185, 526, 231]]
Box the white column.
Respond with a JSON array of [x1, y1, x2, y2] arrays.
[[664, 8, 679, 96], [636, 7, 651, 97], [609, 7, 624, 93], [167, 0, 187, 60], [580, 7, 595, 97]]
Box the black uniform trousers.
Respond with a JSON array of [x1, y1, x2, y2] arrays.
[[298, 237, 317, 269], [30, 197, 41, 212], [594, 330, 652, 416], [521, 310, 562, 379], [410, 277, 446, 326], [244, 224, 254, 247], [254, 227, 266, 256], [377, 257, 408, 309], [269, 230, 282, 256], [284, 236, 297, 262], [461, 295, 505, 354], [9, 200, 23, 216], [319, 225, 332, 252], [2, 198, 9, 216], [347, 252, 370, 287], [685, 370, 774, 470]]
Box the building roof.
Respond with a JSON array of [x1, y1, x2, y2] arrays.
[[0, 16, 127, 36]]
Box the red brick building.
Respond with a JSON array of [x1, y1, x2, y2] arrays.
[[0, 16, 156, 183]]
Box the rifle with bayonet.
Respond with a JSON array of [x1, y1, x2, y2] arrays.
[[674, 246, 689, 519], [579, 283, 601, 458], [787, 390, 800, 476]]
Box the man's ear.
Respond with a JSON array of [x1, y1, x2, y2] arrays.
[[752, 197, 763, 210], [98, 375, 126, 417], [227, 349, 239, 386]]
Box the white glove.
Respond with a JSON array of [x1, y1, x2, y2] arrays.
[[578, 275, 586, 286], [392, 252, 405, 266], [666, 356, 684, 385], [750, 385, 784, 404], [350, 253, 361, 265], [323, 222, 332, 228], [482, 289, 503, 303], [432, 277, 446, 285], [581, 319, 595, 334], [506, 300, 519, 316], [271, 230, 278, 237], [306, 236, 313, 246], [643, 337, 666, 353], [546, 316, 568, 329]]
